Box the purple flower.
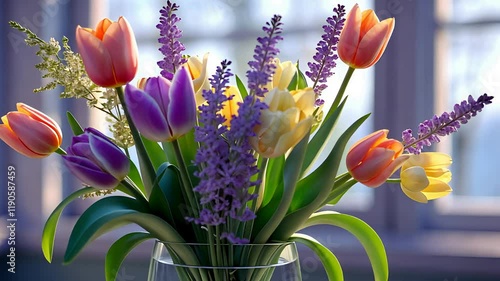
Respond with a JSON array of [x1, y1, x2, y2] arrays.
[[247, 15, 283, 97], [402, 94, 494, 154], [63, 128, 129, 189], [157, 0, 187, 80], [306, 4, 346, 104], [124, 66, 196, 142]]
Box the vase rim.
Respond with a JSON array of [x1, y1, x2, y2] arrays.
[[153, 240, 296, 247]]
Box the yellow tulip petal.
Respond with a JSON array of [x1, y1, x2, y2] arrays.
[[400, 166, 430, 192], [402, 152, 452, 170], [401, 185, 428, 203]]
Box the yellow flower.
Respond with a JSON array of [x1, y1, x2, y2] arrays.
[[185, 53, 211, 106], [400, 152, 453, 203], [265, 58, 297, 91], [251, 87, 315, 158], [220, 86, 242, 127]]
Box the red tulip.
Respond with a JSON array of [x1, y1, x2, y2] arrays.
[[76, 17, 138, 87], [0, 103, 62, 158], [346, 130, 409, 187], [338, 4, 395, 69]]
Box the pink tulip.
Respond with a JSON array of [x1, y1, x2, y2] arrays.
[[76, 17, 138, 87], [0, 103, 62, 158], [337, 4, 395, 69], [346, 130, 409, 187]]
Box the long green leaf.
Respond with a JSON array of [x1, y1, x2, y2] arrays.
[[42, 187, 95, 263], [236, 75, 248, 99], [300, 211, 389, 281], [126, 159, 144, 194], [301, 98, 347, 175], [105, 232, 153, 281], [290, 233, 343, 281], [262, 156, 285, 207], [253, 131, 309, 243], [141, 136, 167, 170], [66, 111, 84, 135], [64, 196, 187, 264], [271, 114, 369, 240]]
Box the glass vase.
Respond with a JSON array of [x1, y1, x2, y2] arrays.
[[147, 241, 302, 281]]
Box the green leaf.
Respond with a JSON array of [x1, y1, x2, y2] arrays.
[[253, 131, 310, 243], [290, 233, 343, 281], [105, 232, 153, 281], [127, 159, 145, 195], [325, 179, 357, 206], [141, 136, 167, 170], [262, 156, 285, 207], [300, 211, 389, 281], [301, 98, 347, 175], [236, 75, 248, 99], [287, 62, 308, 91], [64, 196, 186, 264], [271, 114, 369, 240], [42, 187, 95, 263], [66, 111, 84, 135], [177, 128, 197, 166]]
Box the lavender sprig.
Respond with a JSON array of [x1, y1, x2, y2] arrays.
[[402, 94, 494, 154], [247, 15, 284, 97], [156, 1, 187, 80], [306, 4, 346, 105]]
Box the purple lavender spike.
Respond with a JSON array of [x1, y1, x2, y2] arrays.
[[306, 4, 346, 104], [246, 15, 284, 97], [156, 1, 187, 79], [402, 94, 494, 154]]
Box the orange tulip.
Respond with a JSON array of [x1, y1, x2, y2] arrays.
[[76, 17, 138, 87], [337, 4, 395, 69], [0, 103, 62, 158], [346, 130, 409, 187]]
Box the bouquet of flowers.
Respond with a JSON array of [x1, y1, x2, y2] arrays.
[[2, 1, 493, 281]]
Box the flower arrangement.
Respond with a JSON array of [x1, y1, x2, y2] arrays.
[[2, 1, 494, 281]]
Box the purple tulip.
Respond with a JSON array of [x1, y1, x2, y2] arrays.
[[62, 128, 130, 189], [124, 66, 196, 142]]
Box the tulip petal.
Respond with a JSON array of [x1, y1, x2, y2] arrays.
[[168, 66, 196, 138], [364, 154, 410, 188], [402, 152, 452, 170], [16, 103, 62, 145], [346, 129, 388, 171], [6, 112, 61, 154], [144, 76, 171, 118], [102, 17, 138, 85], [269, 117, 312, 158], [360, 10, 379, 38], [352, 147, 396, 182], [354, 18, 394, 68], [422, 178, 452, 200], [76, 26, 116, 87], [338, 4, 362, 64], [277, 61, 297, 90], [401, 185, 429, 203], [400, 166, 430, 192], [89, 133, 129, 180], [0, 124, 45, 158], [125, 84, 172, 141], [63, 155, 119, 189]]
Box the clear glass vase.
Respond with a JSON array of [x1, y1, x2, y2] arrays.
[[147, 241, 302, 281]]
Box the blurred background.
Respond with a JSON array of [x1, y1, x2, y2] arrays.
[[1, 0, 500, 280]]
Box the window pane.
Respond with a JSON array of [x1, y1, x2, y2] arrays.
[[435, 2, 500, 215]]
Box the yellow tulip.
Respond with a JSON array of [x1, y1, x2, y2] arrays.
[[221, 86, 243, 127], [185, 53, 211, 106], [251, 87, 315, 158], [400, 152, 453, 203], [265, 58, 297, 91]]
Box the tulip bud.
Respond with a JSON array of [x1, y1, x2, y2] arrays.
[[347, 130, 409, 187], [264, 58, 297, 91], [251, 87, 315, 158], [76, 16, 138, 87], [220, 86, 242, 127], [125, 66, 196, 142], [0, 103, 62, 158], [63, 128, 129, 189], [338, 4, 395, 69], [400, 152, 452, 203], [185, 53, 211, 106]]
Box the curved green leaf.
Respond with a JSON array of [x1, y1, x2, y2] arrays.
[[271, 114, 369, 240], [105, 232, 153, 281], [236, 75, 248, 99], [253, 131, 309, 243], [126, 159, 144, 194], [288, 64, 308, 91], [64, 196, 187, 264], [262, 156, 285, 208], [142, 136, 167, 170], [290, 233, 343, 281], [300, 211, 388, 281], [42, 187, 95, 263]]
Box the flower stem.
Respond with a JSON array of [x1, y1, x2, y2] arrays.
[[385, 178, 401, 183], [116, 86, 156, 197], [55, 147, 67, 155], [328, 66, 355, 118], [171, 139, 199, 217], [120, 178, 149, 206]]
